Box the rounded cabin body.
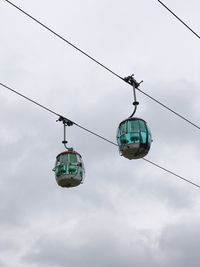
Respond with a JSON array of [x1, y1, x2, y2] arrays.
[[117, 117, 152, 159], [53, 150, 85, 188]]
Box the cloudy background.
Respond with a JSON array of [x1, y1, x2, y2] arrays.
[[0, 0, 200, 266]]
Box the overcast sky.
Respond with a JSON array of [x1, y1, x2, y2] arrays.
[[0, 0, 200, 266]]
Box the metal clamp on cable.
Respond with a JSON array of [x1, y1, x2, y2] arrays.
[[124, 74, 143, 88], [57, 116, 73, 126]]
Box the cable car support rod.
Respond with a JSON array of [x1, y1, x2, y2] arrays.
[[57, 116, 73, 150], [124, 75, 143, 118]]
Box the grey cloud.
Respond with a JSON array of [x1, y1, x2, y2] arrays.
[[140, 79, 200, 148], [159, 219, 200, 267], [0, 259, 11, 267], [23, 224, 158, 267]]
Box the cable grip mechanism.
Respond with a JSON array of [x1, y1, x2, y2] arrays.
[[124, 74, 143, 88]]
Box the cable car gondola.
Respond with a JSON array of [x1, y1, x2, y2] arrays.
[[117, 117, 151, 159], [53, 117, 85, 188], [53, 149, 85, 187], [117, 75, 152, 160]]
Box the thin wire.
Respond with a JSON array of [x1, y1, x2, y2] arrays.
[[0, 82, 116, 147], [157, 0, 200, 40], [137, 88, 200, 130], [3, 0, 124, 83], [73, 123, 117, 146], [3, 0, 200, 131], [0, 81, 200, 190], [0, 82, 60, 117], [143, 158, 200, 189]]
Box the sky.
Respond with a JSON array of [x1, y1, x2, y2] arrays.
[[0, 0, 200, 266]]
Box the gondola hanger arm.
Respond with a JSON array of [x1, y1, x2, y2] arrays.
[[57, 116, 73, 150], [124, 74, 143, 118]]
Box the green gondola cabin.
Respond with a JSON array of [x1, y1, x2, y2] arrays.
[[53, 150, 85, 188], [117, 117, 152, 159]]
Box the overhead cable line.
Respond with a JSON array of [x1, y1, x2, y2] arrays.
[[0, 82, 117, 147], [3, 0, 124, 83], [143, 158, 200, 189], [2, 82, 116, 145], [137, 88, 200, 130], [3, 0, 200, 131], [157, 0, 200, 40], [0, 83, 60, 117], [0, 81, 200, 190]]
